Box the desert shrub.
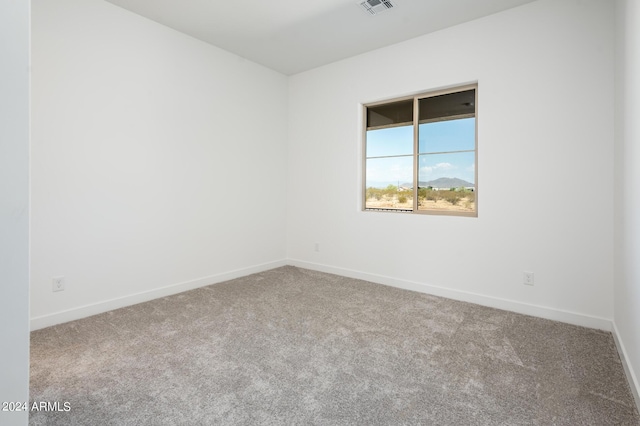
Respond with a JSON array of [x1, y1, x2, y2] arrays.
[[398, 195, 408, 204], [419, 187, 439, 201], [366, 188, 380, 200], [442, 190, 461, 205], [376, 185, 395, 199]]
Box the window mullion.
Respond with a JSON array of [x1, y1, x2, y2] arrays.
[[413, 96, 419, 212]]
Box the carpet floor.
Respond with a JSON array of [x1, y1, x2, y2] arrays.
[[30, 266, 640, 425]]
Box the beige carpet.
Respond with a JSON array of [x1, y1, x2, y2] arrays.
[[30, 266, 640, 425]]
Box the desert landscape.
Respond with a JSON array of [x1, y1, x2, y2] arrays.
[[365, 185, 475, 213]]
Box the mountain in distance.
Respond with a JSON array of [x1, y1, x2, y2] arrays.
[[400, 177, 474, 189], [421, 177, 474, 188]]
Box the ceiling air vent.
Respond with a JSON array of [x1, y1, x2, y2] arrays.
[[359, 0, 396, 15]]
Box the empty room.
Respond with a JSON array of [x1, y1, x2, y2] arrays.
[[2, 0, 640, 424]]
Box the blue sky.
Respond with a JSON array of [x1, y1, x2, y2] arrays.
[[366, 118, 475, 187]]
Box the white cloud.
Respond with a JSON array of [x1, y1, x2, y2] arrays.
[[420, 162, 455, 175], [435, 162, 454, 170]]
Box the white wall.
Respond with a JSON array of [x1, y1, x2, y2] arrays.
[[30, 0, 288, 327], [287, 0, 615, 327], [0, 0, 30, 424], [614, 0, 640, 406]]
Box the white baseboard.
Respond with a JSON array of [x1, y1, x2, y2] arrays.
[[30, 259, 288, 331], [612, 322, 640, 412], [288, 259, 613, 331], [32, 257, 614, 332]]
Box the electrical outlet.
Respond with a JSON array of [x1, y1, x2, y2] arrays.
[[52, 276, 65, 292], [523, 271, 534, 286]]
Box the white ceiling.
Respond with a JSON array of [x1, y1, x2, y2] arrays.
[[105, 0, 537, 75]]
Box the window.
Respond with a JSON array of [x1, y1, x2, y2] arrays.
[[363, 84, 477, 217]]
